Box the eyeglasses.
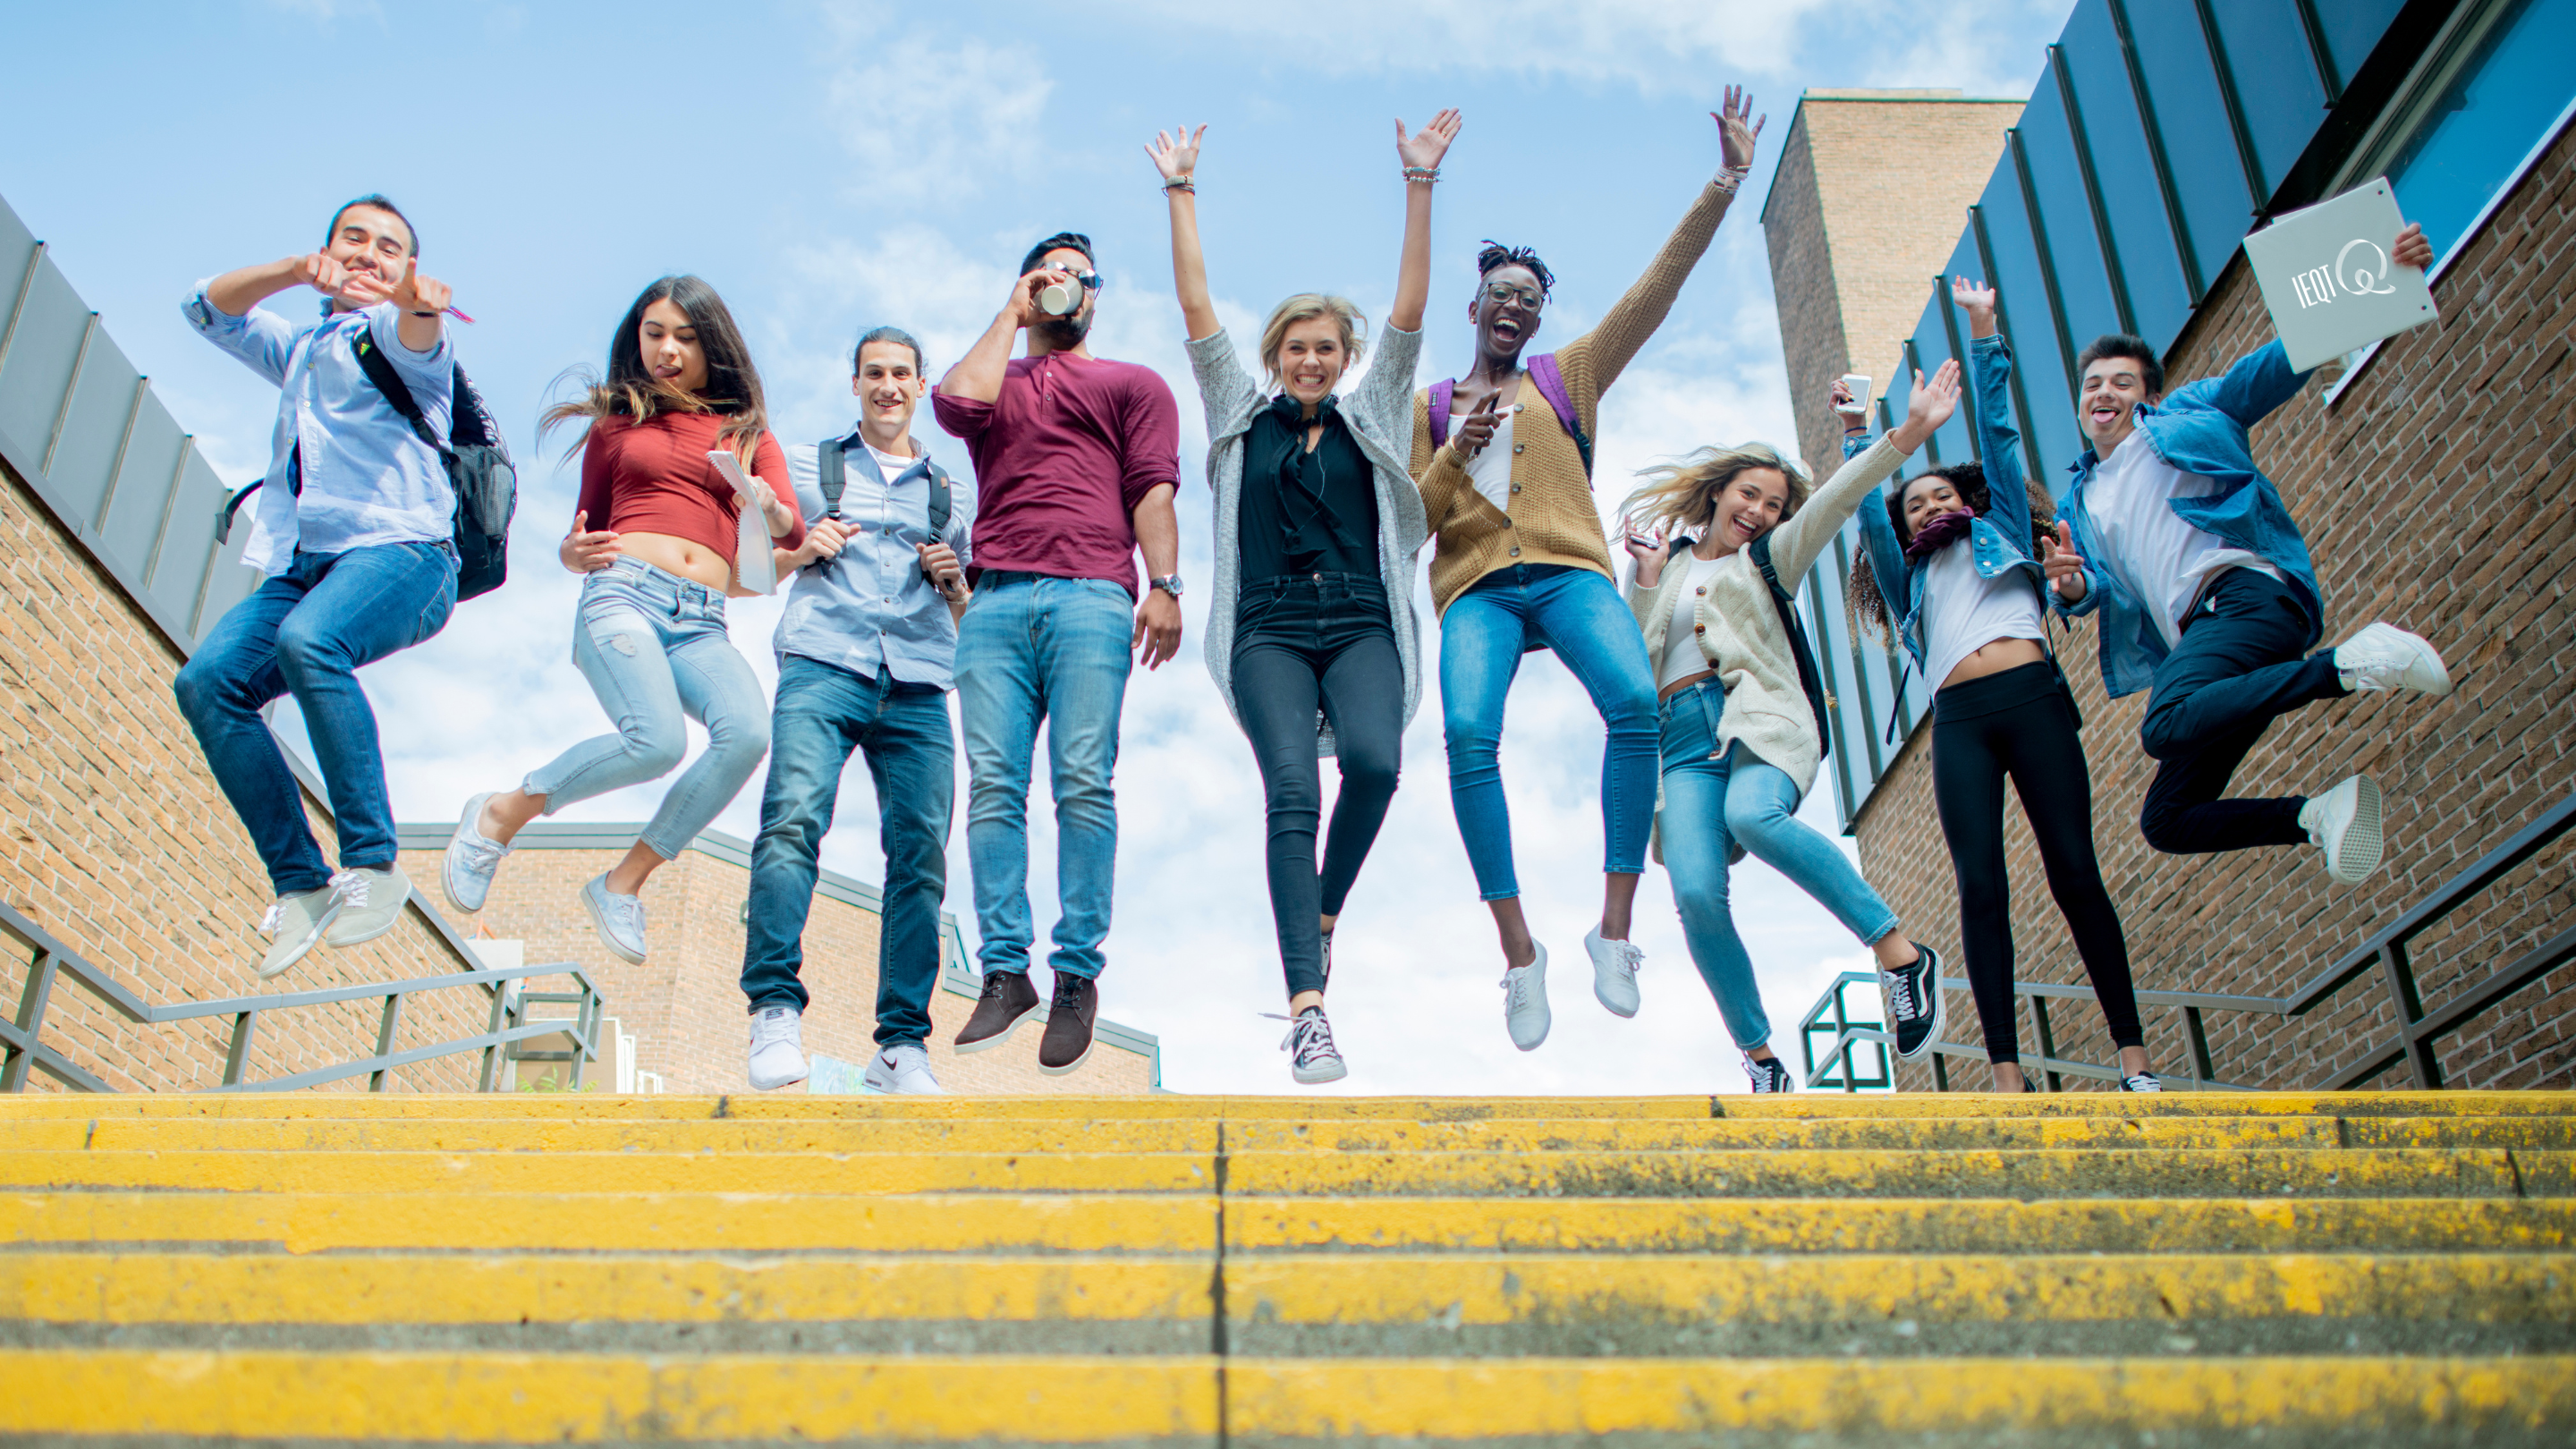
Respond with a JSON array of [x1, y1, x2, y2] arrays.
[[1481, 281, 1544, 310]]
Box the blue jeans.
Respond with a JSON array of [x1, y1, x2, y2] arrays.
[[174, 541, 456, 895], [740, 656, 953, 1046], [1440, 564, 1657, 899], [1657, 679, 1901, 1050], [523, 558, 769, 860], [954, 572, 1133, 981]]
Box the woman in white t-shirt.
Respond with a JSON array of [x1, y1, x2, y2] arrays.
[[1619, 362, 1959, 1095], [1843, 276, 2157, 1094]]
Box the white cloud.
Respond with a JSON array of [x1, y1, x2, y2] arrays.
[[821, 29, 1054, 199]]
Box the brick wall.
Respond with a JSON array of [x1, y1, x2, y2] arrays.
[[1764, 90, 2024, 473], [0, 454, 499, 1093], [1850, 127, 2576, 1091], [401, 832, 1157, 1097]]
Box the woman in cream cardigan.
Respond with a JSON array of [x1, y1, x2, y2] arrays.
[[1620, 362, 1960, 1094], [1148, 110, 1457, 1085]]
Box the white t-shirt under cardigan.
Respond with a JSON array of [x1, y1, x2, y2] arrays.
[[1920, 538, 2046, 692], [1657, 552, 1731, 691], [2083, 429, 2281, 650]]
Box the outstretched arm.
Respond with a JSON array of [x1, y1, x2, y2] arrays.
[[1150, 124, 1219, 343], [1388, 108, 1462, 333], [1771, 360, 1962, 580], [1575, 87, 1766, 393]]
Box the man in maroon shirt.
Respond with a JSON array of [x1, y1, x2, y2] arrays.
[[933, 230, 1182, 1076]]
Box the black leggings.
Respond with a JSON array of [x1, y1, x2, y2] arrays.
[[1231, 573, 1404, 999], [1931, 661, 2142, 1064]]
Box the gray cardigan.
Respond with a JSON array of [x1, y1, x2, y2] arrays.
[[1186, 325, 1428, 755]]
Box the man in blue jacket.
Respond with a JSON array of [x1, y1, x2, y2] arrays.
[[2055, 223, 2446, 886]]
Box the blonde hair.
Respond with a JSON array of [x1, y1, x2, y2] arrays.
[[1618, 443, 1812, 542], [1258, 293, 1368, 388]]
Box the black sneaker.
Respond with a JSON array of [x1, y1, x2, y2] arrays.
[[1277, 1006, 1347, 1085], [1743, 1054, 1795, 1094], [2118, 1072, 2164, 1093], [1879, 944, 1946, 1061], [953, 970, 1040, 1054], [1038, 973, 1099, 1076]]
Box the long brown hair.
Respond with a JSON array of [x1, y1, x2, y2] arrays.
[[542, 275, 769, 462], [1617, 442, 1812, 542], [1845, 461, 2057, 640]]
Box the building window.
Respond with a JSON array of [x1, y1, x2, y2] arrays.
[[2379, 0, 2576, 263]]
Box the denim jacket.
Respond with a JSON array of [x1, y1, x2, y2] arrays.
[[2057, 340, 2321, 699], [1848, 333, 2060, 677]]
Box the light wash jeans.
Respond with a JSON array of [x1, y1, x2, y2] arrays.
[[954, 572, 1133, 981], [1658, 678, 1900, 1050], [523, 557, 769, 860], [175, 540, 456, 894], [1439, 564, 1657, 899]]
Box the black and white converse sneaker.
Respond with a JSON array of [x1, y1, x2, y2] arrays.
[[1878, 943, 1946, 1060], [2118, 1072, 2164, 1093], [1743, 1053, 1795, 1094], [1273, 1006, 1347, 1085]]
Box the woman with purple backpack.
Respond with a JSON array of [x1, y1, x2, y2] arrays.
[[1407, 89, 1761, 1055]]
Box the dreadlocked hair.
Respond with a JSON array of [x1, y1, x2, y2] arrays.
[[1845, 461, 2060, 640], [1476, 240, 1555, 297]]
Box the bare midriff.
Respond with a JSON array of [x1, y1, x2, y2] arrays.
[[1659, 669, 1716, 703], [1939, 635, 2048, 691], [614, 531, 733, 592]]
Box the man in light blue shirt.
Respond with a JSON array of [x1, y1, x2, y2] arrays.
[[740, 326, 977, 1096], [173, 194, 463, 979]]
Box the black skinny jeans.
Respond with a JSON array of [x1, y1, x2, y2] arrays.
[[1232, 572, 1403, 999], [1931, 661, 2142, 1065], [2137, 567, 2347, 854]]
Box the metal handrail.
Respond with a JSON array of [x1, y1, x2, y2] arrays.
[[0, 898, 600, 1093], [1796, 789, 2576, 1092]]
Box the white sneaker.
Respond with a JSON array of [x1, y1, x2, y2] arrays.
[[1275, 1006, 1348, 1085], [2299, 775, 2385, 885], [441, 792, 513, 913], [862, 1040, 945, 1095], [1500, 942, 1552, 1051], [1583, 925, 1642, 1018], [581, 872, 648, 963], [258, 886, 342, 979], [747, 1006, 808, 1090], [322, 865, 411, 947], [2334, 622, 2452, 696]]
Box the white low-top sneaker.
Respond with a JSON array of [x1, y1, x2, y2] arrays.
[[582, 873, 648, 963], [1500, 943, 1552, 1052], [1273, 1006, 1349, 1085], [258, 886, 343, 979], [2299, 775, 2385, 885], [441, 792, 513, 914], [1583, 925, 1642, 1018], [2334, 622, 2453, 696], [747, 1006, 808, 1090], [863, 1041, 945, 1095], [322, 865, 411, 947]]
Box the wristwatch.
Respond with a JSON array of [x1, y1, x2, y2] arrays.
[[1149, 574, 1184, 600]]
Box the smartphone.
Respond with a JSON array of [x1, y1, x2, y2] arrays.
[[1835, 374, 1872, 417]]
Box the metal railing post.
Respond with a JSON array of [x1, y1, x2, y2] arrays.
[[2029, 993, 2061, 1092], [1833, 979, 1860, 1093], [478, 975, 510, 1094], [1932, 1053, 1951, 1092], [220, 1011, 258, 1087], [2184, 1006, 2215, 1089], [368, 993, 404, 1093], [2380, 940, 2442, 1089], [3, 948, 59, 1092]]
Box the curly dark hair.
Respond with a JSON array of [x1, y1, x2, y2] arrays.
[[1845, 461, 2058, 640], [1476, 240, 1555, 298]]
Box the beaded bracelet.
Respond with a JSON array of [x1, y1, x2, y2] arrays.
[[1162, 176, 1196, 194], [1710, 164, 1752, 195], [1402, 165, 1441, 182]]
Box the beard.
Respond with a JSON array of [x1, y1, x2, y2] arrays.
[[1036, 309, 1095, 350]]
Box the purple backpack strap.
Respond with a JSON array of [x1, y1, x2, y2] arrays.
[[1428, 377, 1455, 450], [1524, 352, 1594, 477]]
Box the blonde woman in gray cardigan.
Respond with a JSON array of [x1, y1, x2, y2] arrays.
[[1150, 110, 1456, 1084], [1620, 361, 1960, 1094]]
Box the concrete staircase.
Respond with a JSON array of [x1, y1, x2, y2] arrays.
[[1, 1091, 2571, 1445]]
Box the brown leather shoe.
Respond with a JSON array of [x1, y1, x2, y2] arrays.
[[953, 970, 1039, 1054], [1038, 973, 1098, 1076]]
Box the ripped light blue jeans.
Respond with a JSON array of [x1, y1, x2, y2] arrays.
[[522, 557, 770, 860], [1657, 678, 1900, 1050]]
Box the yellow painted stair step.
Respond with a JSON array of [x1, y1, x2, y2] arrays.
[[0, 1148, 1216, 1195]]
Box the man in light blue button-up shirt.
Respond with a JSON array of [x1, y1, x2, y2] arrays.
[[740, 327, 978, 1096], [172, 195, 467, 980]]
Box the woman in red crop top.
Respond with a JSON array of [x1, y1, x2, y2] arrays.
[[436, 275, 804, 964]]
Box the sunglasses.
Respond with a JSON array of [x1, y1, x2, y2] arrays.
[[1050, 268, 1105, 292], [1481, 281, 1544, 310]]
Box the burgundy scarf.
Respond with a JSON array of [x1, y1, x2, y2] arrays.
[[1902, 507, 1978, 563]]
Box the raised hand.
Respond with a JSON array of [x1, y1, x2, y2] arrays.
[[560, 511, 623, 573], [1452, 392, 1503, 459], [2038, 521, 2089, 601], [1713, 85, 1766, 172], [1147, 123, 1206, 182], [1951, 275, 1997, 320], [1829, 377, 1866, 428], [2392, 221, 2432, 271], [1397, 107, 1462, 172], [1890, 360, 1962, 451], [386, 257, 453, 318]]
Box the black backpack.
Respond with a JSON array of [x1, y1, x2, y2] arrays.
[[218, 329, 518, 601], [815, 437, 951, 577], [1747, 533, 1833, 764]]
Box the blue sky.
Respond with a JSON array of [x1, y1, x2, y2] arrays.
[[3, 0, 2068, 1094]]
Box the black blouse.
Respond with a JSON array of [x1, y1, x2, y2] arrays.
[[1239, 394, 1379, 580]]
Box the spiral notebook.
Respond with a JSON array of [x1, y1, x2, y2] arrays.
[[708, 450, 777, 597]]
